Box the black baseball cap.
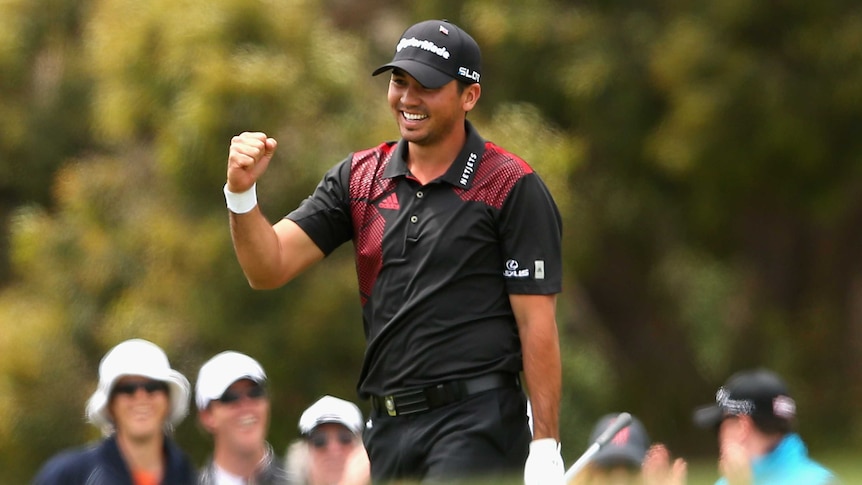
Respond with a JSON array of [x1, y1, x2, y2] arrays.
[[372, 19, 482, 89], [589, 413, 650, 468], [693, 368, 797, 429]]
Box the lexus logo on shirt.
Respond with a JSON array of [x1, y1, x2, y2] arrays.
[[504, 259, 530, 278]]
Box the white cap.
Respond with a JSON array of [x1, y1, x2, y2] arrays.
[[195, 351, 266, 410], [299, 395, 364, 436], [86, 339, 190, 436]]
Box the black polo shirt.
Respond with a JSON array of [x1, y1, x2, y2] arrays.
[[286, 121, 562, 398]]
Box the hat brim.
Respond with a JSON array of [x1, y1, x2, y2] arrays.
[[196, 374, 265, 410], [693, 404, 723, 429], [372, 59, 455, 89], [87, 370, 190, 435]]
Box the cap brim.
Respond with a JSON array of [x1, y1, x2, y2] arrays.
[[303, 418, 359, 436], [693, 404, 723, 429], [372, 59, 454, 89]]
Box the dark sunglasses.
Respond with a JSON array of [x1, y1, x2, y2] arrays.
[[112, 380, 169, 396], [308, 429, 356, 449], [216, 384, 267, 404]]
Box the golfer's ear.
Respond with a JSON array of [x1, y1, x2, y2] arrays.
[[463, 83, 481, 112]]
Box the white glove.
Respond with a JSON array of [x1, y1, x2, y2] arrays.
[[524, 438, 565, 485]]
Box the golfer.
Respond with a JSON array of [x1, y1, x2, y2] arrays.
[[224, 19, 564, 483]]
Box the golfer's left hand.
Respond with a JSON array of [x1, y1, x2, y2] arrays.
[[524, 438, 564, 485]]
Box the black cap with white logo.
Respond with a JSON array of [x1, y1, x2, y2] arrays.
[[693, 368, 797, 429], [372, 19, 482, 89]]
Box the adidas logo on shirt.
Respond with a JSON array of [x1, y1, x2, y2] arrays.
[[379, 193, 400, 210]]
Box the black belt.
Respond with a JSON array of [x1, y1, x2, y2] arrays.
[[370, 372, 520, 417]]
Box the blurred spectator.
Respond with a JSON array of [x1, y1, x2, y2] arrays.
[[195, 351, 287, 484], [569, 413, 685, 485], [693, 368, 837, 485], [34, 338, 196, 484], [285, 395, 369, 485]]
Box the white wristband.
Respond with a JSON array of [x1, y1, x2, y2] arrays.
[[223, 183, 258, 214]]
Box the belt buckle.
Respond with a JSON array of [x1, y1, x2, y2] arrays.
[[384, 395, 397, 416]]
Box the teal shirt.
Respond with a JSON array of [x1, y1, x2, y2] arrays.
[[716, 433, 835, 485]]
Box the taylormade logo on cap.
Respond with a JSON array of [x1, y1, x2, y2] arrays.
[[396, 37, 451, 60]]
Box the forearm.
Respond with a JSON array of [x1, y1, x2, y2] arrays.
[[513, 294, 562, 441], [523, 326, 562, 440]]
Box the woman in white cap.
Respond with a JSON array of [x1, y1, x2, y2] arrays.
[[284, 395, 370, 485], [34, 338, 196, 485]]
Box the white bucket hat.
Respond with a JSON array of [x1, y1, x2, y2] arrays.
[[85, 339, 190, 435], [195, 351, 267, 410]]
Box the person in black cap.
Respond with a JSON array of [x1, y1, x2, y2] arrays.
[[223, 18, 563, 484], [692, 368, 836, 485]]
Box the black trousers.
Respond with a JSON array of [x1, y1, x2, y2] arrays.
[[363, 386, 531, 484]]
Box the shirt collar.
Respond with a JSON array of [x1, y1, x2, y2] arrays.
[[210, 442, 276, 485], [751, 433, 805, 474], [383, 120, 486, 188], [213, 465, 246, 485]]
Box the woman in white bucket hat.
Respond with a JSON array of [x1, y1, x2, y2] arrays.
[[34, 338, 197, 484]]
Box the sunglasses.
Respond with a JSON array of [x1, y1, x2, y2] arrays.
[[112, 380, 169, 396], [216, 384, 267, 405], [308, 429, 356, 449]]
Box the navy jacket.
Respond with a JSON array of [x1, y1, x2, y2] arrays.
[[33, 434, 196, 485]]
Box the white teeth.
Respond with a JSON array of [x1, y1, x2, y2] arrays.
[[403, 112, 427, 121], [239, 415, 258, 426]]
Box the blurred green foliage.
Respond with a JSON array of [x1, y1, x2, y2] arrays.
[[1, 0, 861, 482]]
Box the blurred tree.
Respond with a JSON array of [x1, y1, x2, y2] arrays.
[[0, 0, 384, 479], [0, 0, 95, 279], [539, 0, 862, 455]]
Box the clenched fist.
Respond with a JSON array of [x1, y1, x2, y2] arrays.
[[227, 132, 278, 193]]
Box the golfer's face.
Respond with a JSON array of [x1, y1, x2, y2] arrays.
[[109, 376, 170, 440], [387, 69, 474, 148]]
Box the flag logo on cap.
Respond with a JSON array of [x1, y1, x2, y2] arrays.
[[439, 25, 449, 35]]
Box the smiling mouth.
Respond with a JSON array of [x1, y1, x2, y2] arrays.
[[402, 111, 428, 121], [238, 415, 259, 427]]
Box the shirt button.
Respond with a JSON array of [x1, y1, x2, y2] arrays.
[[410, 215, 418, 224], [416, 191, 424, 198]]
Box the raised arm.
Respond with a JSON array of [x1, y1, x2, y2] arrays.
[[226, 132, 324, 289]]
